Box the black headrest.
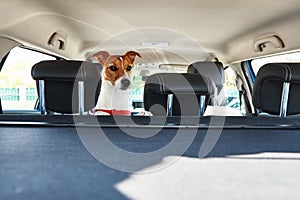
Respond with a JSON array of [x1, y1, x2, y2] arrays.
[[144, 73, 216, 116], [145, 73, 215, 95], [252, 63, 300, 116], [187, 61, 224, 92], [31, 60, 101, 81], [31, 60, 102, 114]]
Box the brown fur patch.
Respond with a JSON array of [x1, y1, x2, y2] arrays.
[[92, 51, 141, 85]]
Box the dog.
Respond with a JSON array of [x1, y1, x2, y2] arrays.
[[92, 51, 141, 115]]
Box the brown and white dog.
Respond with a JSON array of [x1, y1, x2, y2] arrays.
[[92, 51, 141, 115]]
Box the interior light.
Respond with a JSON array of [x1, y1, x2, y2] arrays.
[[140, 42, 169, 47]]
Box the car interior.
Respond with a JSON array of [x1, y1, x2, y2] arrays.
[[1, 0, 300, 199]]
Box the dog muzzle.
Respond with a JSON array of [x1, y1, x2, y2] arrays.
[[120, 78, 131, 90]]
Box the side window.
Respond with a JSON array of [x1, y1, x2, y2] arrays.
[[0, 47, 56, 112], [251, 51, 300, 75]]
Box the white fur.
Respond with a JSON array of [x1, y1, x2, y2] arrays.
[[94, 70, 131, 111]]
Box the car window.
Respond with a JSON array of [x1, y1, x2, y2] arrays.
[[130, 63, 188, 112], [0, 47, 56, 112], [251, 51, 300, 75], [223, 67, 243, 111]]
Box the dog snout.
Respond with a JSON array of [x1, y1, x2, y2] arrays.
[[121, 78, 130, 89]]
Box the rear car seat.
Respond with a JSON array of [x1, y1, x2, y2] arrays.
[[31, 60, 101, 114], [187, 61, 242, 116], [187, 61, 224, 94], [252, 63, 300, 117], [143, 73, 216, 116]]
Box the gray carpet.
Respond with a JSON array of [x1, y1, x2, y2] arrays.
[[1, 125, 300, 199]]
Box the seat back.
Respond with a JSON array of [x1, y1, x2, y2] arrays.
[[252, 63, 300, 117], [187, 61, 224, 93], [31, 60, 101, 114], [144, 73, 216, 116]]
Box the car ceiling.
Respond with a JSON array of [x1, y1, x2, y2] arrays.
[[0, 0, 300, 63]]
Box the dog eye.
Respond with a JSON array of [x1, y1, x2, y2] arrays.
[[126, 66, 132, 71], [109, 66, 118, 71]]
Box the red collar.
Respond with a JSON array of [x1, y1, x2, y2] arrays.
[[93, 109, 131, 116]]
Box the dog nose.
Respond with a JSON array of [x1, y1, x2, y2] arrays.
[[121, 78, 130, 88]]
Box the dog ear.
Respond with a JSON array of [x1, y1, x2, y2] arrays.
[[124, 51, 141, 64], [92, 51, 110, 65]]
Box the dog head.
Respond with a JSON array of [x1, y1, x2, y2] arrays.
[[92, 51, 141, 90]]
